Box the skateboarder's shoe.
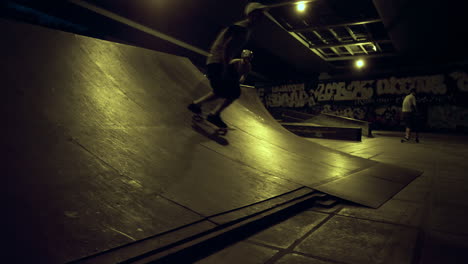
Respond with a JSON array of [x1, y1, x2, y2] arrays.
[[207, 114, 227, 128], [187, 103, 202, 114], [401, 137, 409, 143]]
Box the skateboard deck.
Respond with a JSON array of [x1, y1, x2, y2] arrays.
[[191, 114, 231, 145], [401, 138, 420, 143], [192, 114, 229, 136]]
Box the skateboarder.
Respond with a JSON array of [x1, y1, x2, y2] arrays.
[[401, 88, 419, 142], [187, 2, 266, 128]]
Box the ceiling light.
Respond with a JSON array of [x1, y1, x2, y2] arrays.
[[296, 2, 306, 12], [355, 59, 365, 68]]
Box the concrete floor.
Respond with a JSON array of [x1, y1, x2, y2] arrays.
[[195, 132, 468, 264]]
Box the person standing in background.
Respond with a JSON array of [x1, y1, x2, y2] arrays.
[[401, 88, 420, 143]]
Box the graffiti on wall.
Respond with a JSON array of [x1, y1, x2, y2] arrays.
[[315, 80, 374, 101], [321, 105, 367, 120], [258, 83, 316, 108], [376, 75, 447, 95], [374, 106, 402, 128], [257, 70, 468, 131], [428, 106, 468, 130], [450, 71, 468, 92]]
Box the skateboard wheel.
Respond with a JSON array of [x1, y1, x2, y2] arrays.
[[192, 115, 203, 122], [217, 129, 227, 136]]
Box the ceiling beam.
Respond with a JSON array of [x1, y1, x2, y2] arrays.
[[325, 53, 397, 61], [291, 19, 382, 33], [312, 30, 329, 44], [362, 23, 383, 52], [345, 26, 368, 54], [310, 39, 391, 49], [359, 44, 369, 55], [328, 28, 354, 56], [267, 0, 319, 9], [263, 11, 327, 60], [345, 26, 358, 42]]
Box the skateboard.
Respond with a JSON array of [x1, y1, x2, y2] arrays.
[[401, 138, 420, 143], [192, 114, 229, 136]]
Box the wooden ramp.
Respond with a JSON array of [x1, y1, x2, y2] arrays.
[[2, 19, 421, 263]]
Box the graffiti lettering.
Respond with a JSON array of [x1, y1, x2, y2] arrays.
[[314, 80, 373, 101], [450, 71, 468, 92], [314, 82, 344, 101], [375, 97, 400, 104], [375, 106, 401, 127], [376, 75, 447, 95], [272, 83, 304, 93], [345, 80, 374, 100], [321, 105, 367, 120], [262, 83, 315, 108], [355, 99, 374, 105], [428, 106, 468, 129]]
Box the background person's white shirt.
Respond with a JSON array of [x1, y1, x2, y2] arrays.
[[402, 94, 416, 112]]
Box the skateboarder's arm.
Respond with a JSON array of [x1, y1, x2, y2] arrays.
[[229, 59, 251, 83], [239, 75, 247, 83], [239, 62, 251, 83], [411, 96, 417, 112]]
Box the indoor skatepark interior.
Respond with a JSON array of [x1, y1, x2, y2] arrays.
[[3, 6, 468, 264]]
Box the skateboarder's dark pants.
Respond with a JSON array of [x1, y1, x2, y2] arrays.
[[206, 63, 241, 100]]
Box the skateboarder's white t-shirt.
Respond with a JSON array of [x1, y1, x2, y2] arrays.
[[402, 94, 416, 112]]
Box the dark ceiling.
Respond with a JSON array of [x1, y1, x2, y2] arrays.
[[2, 0, 467, 81]]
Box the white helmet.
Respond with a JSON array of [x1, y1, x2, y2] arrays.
[[244, 2, 266, 16], [241, 49, 254, 60]]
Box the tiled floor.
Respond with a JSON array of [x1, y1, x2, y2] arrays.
[[196, 132, 468, 264]]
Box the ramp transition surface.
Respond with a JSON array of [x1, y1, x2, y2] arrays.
[[3, 19, 421, 263]]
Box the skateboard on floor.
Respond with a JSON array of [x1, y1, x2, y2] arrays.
[[401, 138, 420, 143], [192, 114, 229, 136]]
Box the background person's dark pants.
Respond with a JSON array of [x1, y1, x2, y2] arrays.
[[402, 112, 416, 130]]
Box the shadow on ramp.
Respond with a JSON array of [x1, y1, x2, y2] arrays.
[[191, 124, 230, 146]]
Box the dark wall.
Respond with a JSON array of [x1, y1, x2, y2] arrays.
[[87, 0, 248, 52]]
